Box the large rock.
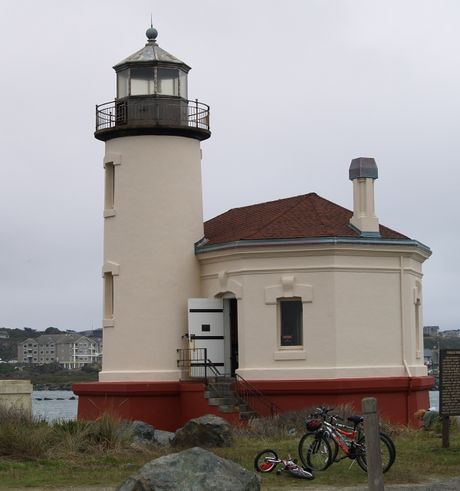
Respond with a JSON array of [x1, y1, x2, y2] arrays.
[[130, 420, 156, 441], [172, 414, 233, 448], [127, 421, 174, 447], [153, 429, 174, 446], [116, 446, 260, 491]]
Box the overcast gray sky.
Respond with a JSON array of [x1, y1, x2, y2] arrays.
[[0, 0, 458, 331]]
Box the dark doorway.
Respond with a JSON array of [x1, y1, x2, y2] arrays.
[[229, 298, 239, 376]]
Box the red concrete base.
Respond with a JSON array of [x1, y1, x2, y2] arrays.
[[72, 381, 241, 432], [249, 376, 434, 426], [73, 375, 434, 431]]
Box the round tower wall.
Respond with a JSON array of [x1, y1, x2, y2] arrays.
[[100, 135, 203, 381]]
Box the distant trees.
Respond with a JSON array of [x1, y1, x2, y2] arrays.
[[44, 327, 62, 335], [424, 336, 460, 350]]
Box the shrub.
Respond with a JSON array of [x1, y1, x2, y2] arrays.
[[52, 419, 94, 455], [0, 406, 54, 458], [235, 404, 359, 439], [87, 413, 134, 451]]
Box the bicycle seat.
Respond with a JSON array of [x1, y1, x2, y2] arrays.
[[347, 415, 363, 425]]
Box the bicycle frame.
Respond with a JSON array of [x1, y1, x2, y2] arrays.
[[332, 424, 359, 454], [320, 418, 363, 459], [300, 407, 396, 473]]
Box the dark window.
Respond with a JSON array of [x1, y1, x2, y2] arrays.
[[280, 299, 303, 346], [201, 324, 211, 332]]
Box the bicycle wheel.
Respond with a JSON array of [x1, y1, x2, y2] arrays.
[[298, 432, 332, 471], [328, 435, 339, 463], [380, 431, 396, 456], [254, 449, 278, 472], [356, 433, 396, 473]]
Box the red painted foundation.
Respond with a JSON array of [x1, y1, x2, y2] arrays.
[[72, 381, 241, 432], [73, 375, 434, 431]]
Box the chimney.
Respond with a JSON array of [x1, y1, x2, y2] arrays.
[[349, 157, 380, 236]]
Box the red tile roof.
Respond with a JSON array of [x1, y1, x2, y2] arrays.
[[203, 193, 408, 246]]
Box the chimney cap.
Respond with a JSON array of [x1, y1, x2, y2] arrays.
[[349, 157, 378, 180]]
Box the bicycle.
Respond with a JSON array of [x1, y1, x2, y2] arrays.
[[298, 407, 396, 473], [254, 448, 315, 480]]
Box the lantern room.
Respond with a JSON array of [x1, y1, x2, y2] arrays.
[[94, 26, 210, 142], [114, 26, 189, 99]]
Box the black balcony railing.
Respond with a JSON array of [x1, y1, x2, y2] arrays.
[[96, 97, 210, 132]]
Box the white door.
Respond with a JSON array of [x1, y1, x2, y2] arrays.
[[188, 298, 224, 373]]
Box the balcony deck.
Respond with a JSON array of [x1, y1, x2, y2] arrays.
[[94, 96, 211, 141]]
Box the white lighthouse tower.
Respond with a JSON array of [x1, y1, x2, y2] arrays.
[[94, 26, 210, 382]]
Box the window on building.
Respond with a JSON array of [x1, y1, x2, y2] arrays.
[[105, 162, 115, 210], [415, 298, 421, 357], [104, 272, 114, 319], [279, 298, 303, 347]]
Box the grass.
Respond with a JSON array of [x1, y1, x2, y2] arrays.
[[0, 407, 459, 489]]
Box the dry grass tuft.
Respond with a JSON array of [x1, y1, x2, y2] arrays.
[[0, 408, 135, 459]]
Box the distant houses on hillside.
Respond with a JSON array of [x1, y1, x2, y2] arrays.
[[423, 325, 460, 338], [18, 334, 102, 368]]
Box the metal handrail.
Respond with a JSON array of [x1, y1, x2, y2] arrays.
[[233, 373, 282, 418], [177, 348, 222, 383], [205, 359, 222, 378], [95, 97, 210, 132]]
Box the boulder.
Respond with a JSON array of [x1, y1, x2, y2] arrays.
[[116, 446, 260, 491], [153, 429, 174, 446], [129, 420, 156, 441], [172, 414, 233, 448], [126, 421, 174, 448]]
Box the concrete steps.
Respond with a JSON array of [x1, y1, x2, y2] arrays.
[[205, 378, 258, 420]]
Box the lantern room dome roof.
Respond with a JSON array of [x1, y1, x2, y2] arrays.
[[113, 27, 190, 71]]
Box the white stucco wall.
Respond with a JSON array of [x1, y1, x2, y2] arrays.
[[198, 243, 430, 381], [100, 135, 203, 381]]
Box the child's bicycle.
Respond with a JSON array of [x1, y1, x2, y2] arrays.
[[254, 449, 315, 480]]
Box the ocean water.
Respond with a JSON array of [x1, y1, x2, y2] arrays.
[[429, 390, 439, 410], [32, 390, 78, 423]]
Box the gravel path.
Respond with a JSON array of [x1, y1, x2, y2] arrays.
[[6, 476, 460, 490]]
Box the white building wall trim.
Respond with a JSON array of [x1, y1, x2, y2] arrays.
[[102, 261, 120, 276], [196, 237, 431, 256], [264, 276, 313, 304], [214, 271, 243, 299], [103, 152, 122, 167], [202, 266, 423, 280], [273, 350, 307, 360]]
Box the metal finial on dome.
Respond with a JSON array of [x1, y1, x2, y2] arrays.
[[146, 17, 158, 42]]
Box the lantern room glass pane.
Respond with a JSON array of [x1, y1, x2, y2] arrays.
[[131, 67, 155, 95], [179, 70, 188, 98], [157, 68, 179, 96], [117, 70, 129, 98]]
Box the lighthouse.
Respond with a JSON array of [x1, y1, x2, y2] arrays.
[[94, 26, 210, 383], [75, 26, 432, 429]]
